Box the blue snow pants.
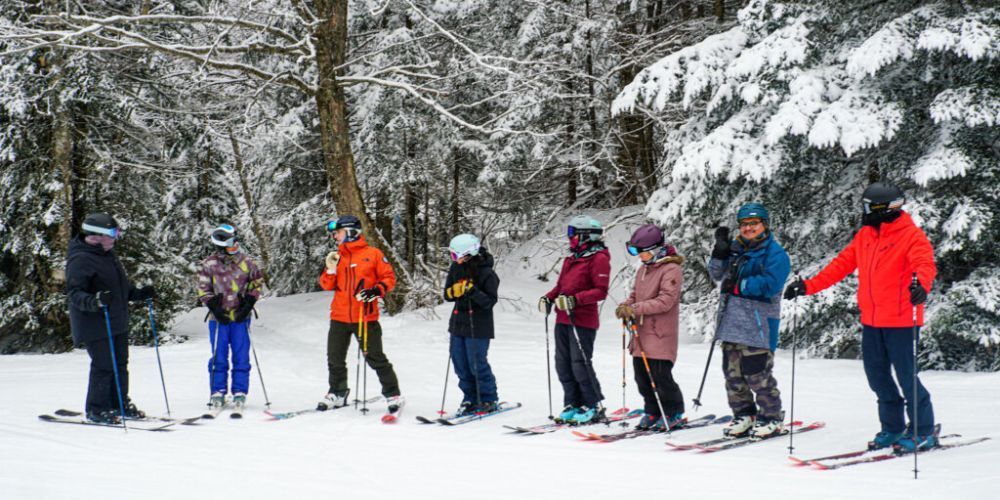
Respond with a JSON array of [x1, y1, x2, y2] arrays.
[[208, 319, 251, 395], [862, 325, 935, 435], [449, 334, 498, 404]]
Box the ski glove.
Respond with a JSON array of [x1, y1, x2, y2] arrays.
[[206, 295, 231, 324], [356, 286, 382, 303], [783, 279, 807, 300], [325, 251, 340, 273], [137, 285, 157, 301], [712, 226, 732, 260], [615, 303, 635, 320], [721, 275, 739, 295], [909, 281, 928, 306], [445, 280, 473, 300], [233, 295, 257, 322], [94, 290, 113, 309], [554, 294, 576, 312], [538, 296, 553, 315]]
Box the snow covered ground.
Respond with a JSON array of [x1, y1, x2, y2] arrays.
[[3, 211, 998, 499]]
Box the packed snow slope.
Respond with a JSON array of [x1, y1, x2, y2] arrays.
[[2, 208, 998, 499]]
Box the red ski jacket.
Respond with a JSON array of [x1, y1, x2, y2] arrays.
[[318, 235, 396, 324], [545, 247, 610, 330], [804, 211, 936, 327]]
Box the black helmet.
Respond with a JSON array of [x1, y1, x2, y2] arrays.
[[81, 213, 121, 238], [862, 182, 905, 215], [326, 215, 362, 241]]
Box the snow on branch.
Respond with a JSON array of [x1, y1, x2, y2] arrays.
[[807, 86, 902, 157], [917, 8, 999, 61], [929, 86, 1000, 128], [845, 6, 936, 79], [912, 126, 973, 187]]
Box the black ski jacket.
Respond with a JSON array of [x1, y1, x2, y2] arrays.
[[444, 249, 499, 339], [66, 235, 140, 345]]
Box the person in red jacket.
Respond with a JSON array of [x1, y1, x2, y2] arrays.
[[316, 215, 403, 417], [538, 215, 610, 424], [784, 182, 938, 452]]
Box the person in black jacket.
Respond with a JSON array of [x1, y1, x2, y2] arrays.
[[444, 234, 500, 415], [65, 213, 156, 424]]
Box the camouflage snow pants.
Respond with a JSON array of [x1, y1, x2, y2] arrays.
[[722, 342, 782, 421]]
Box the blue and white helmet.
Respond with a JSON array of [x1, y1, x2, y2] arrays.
[[448, 234, 481, 261], [210, 224, 238, 247]]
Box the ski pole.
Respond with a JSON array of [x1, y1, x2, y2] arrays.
[[208, 318, 220, 406], [354, 297, 364, 410], [146, 299, 171, 416], [245, 314, 271, 408], [101, 305, 128, 432], [787, 273, 800, 455], [438, 347, 452, 416], [630, 319, 670, 435], [566, 310, 603, 418], [620, 319, 628, 427], [912, 272, 920, 480], [467, 288, 482, 409], [544, 306, 553, 420], [692, 293, 729, 410], [360, 301, 370, 414]]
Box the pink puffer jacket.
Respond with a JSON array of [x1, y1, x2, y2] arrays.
[[624, 256, 683, 362]]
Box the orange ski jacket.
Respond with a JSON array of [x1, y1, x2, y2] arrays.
[[318, 235, 396, 323]]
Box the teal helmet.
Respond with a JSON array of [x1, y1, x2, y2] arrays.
[[736, 203, 769, 224], [567, 215, 603, 242], [448, 233, 481, 261]]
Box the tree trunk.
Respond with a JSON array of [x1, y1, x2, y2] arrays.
[[228, 128, 272, 288], [714, 0, 725, 22], [451, 153, 460, 235], [313, 0, 407, 309]]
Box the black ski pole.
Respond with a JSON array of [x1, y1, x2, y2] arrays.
[[912, 272, 920, 480], [787, 273, 800, 455], [101, 304, 127, 432], [467, 291, 482, 410], [692, 293, 729, 410], [566, 310, 603, 420], [544, 305, 554, 420], [146, 298, 171, 416], [620, 319, 628, 427], [245, 312, 271, 408]]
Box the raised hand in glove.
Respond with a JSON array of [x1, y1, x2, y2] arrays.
[[233, 295, 258, 322], [909, 281, 928, 306], [615, 303, 635, 320], [356, 286, 383, 303], [325, 251, 340, 274], [138, 285, 157, 301], [712, 226, 732, 260], [554, 294, 576, 312], [783, 279, 807, 300], [206, 295, 231, 324], [538, 296, 553, 315], [445, 280, 473, 300]]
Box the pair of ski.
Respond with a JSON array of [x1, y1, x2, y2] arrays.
[[201, 402, 246, 420], [574, 414, 733, 442], [790, 428, 991, 470], [503, 407, 642, 435], [666, 421, 826, 452], [38, 409, 203, 432], [264, 396, 390, 422], [418, 401, 522, 426]]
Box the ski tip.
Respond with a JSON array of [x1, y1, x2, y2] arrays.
[[382, 415, 397, 424], [788, 456, 808, 466]]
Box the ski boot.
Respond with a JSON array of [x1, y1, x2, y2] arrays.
[[123, 399, 146, 419], [317, 390, 349, 411], [555, 405, 579, 423], [457, 401, 475, 417], [749, 417, 784, 440], [661, 412, 686, 431], [635, 413, 660, 431], [894, 432, 939, 453], [385, 395, 405, 414], [232, 393, 247, 411], [723, 415, 755, 438], [475, 401, 499, 414], [868, 430, 906, 450], [86, 409, 122, 425], [569, 404, 606, 425], [209, 391, 226, 409]]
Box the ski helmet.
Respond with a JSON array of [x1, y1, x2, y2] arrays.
[[567, 215, 603, 242], [626, 224, 664, 256], [81, 213, 121, 239], [210, 224, 238, 248], [448, 234, 481, 262], [862, 182, 905, 215], [326, 215, 362, 241], [736, 203, 769, 224]]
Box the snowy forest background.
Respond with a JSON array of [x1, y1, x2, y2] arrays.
[[0, 0, 997, 371]]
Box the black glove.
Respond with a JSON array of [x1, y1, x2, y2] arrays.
[[138, 285, 157, 301], [95, 290, 113, 308], [784, 279, 807, 300], [711, 226, 732, 260], [206, 295, 231, 324], [721, 275, 738, 295], [357, 286, 382, 303], [233, 295, 258, 322], [909, 281, 928, 306]]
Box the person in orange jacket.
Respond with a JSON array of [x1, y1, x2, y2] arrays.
[[784, 181, 937, 452], [316, 215, 402, 415]]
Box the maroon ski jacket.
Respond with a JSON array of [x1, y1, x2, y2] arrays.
[[545, 247, 611, 330]]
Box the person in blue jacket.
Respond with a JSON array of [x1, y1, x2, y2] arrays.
[[708, 203, 790, 439], [443, 234, 500, 415]]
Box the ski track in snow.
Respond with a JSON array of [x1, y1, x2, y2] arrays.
[[3, 224, 999, 499]]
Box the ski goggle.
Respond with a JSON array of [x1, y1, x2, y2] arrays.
[[626, 243, 659, 256], [325, 219, 339, 233], [82, 223, 122, 239], [862, 197, 904, 215]]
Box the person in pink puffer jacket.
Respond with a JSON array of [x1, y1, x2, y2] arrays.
[[616, 224, 685, 432]]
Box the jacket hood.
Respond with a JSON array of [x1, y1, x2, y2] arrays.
[[68, 234, 108, 256]]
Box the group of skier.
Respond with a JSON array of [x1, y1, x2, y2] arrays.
[[65, 179, 939, 452]]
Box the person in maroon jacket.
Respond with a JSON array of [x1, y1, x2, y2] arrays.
[[538, 215, 610, 424]]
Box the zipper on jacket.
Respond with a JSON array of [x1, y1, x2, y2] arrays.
[[867, 230, 881, 325], [753, 309, 766, 343]]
